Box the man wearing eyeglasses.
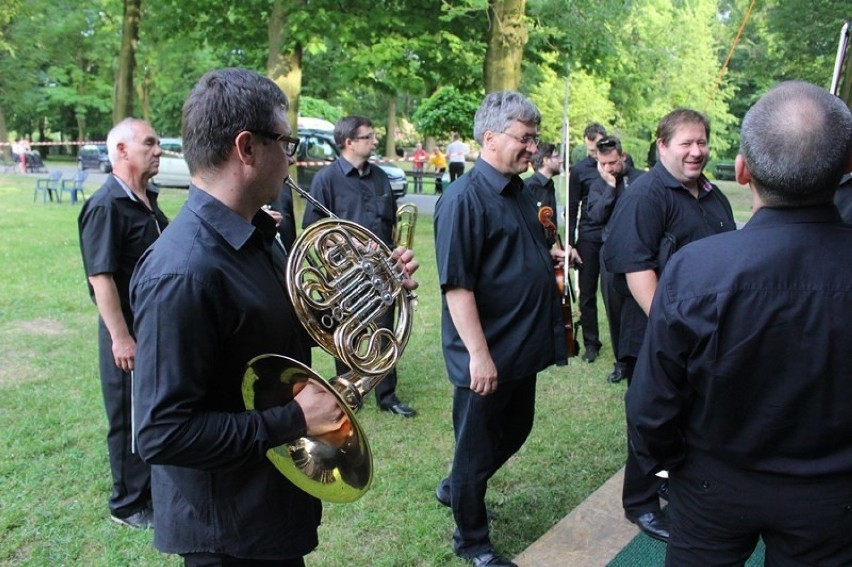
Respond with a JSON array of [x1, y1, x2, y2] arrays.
[[585, 136, 645, 385], [131, 68, 421, 566], [434, 91, 567, 567], [302, 115, 418, 418]]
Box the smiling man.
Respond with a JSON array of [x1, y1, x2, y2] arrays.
[[601, 108, 737, 543], [434, 91, 567, 567]]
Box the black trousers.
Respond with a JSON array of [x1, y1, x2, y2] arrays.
[[599, 247, 624, 360], [449, 162, 465, 182], [622, 356, 664, 516], [667, 452, 852, 566], [333, 308, 400, 408], [98, 319, 151, 517], [183, 553, 305, 567], [575, 238, 602, 351], [449, 377, 537, 557]]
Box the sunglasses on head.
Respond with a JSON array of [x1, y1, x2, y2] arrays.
[[596, 138, 619, 151]]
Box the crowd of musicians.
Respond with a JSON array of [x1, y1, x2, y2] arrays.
[[77, 67, 852, 567]]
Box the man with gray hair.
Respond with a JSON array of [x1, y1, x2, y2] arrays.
[[627, 81, 852, 564], [78, 117, 168, 528], [434, 91, 567, 567]]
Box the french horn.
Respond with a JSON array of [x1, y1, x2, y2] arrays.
[[242, 176, 415, 503], [393, 203, 418, 250]]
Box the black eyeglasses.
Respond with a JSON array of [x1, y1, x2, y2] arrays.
[[501, 131, 540, 147], [252, 130, 300, 157], [352, 132, 377, 141]]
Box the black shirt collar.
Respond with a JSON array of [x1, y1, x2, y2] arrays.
[[186, 185, 278, 250]]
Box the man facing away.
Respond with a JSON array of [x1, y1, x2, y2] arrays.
[[603, 108, 737, 543], [627, 80, 852, 565], [446, 132, 469, 183], [78, 118, 168, 529], [434, 91, 567, 567], [302, 115, 417, 418], [584, 136, 645, 384]]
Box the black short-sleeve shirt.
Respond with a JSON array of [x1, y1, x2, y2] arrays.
[[434, 158, 567, 386], [602, 162, 736, 276], [78, 175, 169, 324], [601, 162, 735, 359]]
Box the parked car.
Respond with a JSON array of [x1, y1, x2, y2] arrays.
[[77, 144, 112, 173], [296, 128, 408, 198], [153, 137, 191, 188]]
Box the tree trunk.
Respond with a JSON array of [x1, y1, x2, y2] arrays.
[[385, 97, 397, 158], [483, 0, 527, 93], [114, 0, 141, 124], [267, 0, 304, 133], [135, 67, 153, 123], [0, 105, 9, 161]]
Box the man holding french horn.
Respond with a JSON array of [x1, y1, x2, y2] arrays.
[[302, 115, 418, 418], [130, 68, 419, 566]]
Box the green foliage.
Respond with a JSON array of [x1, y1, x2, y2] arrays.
[[528, 58, 619, 148], [298, 96, 344, 124], [412, 86, 481, 140]]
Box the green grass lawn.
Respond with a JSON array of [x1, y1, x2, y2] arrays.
[[0, 171, 752, 566]]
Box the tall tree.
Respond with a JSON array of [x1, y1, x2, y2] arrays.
[[484, 0, 527, 92], [113, 0, 140, 123]]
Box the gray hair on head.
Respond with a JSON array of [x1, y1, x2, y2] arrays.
[[473, 91, 541, 144], [107, 118, 145, 164], [740, 80, 852, 206]]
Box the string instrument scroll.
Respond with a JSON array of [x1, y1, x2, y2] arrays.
[[538, 205, 580, 358]]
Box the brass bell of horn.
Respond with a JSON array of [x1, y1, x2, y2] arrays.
[[242, 177, 415, 503]]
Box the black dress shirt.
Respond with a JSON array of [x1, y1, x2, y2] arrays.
[[835, 173, 852, 224], [302, 157, 397, 246], [567, 156, 604, 245], [602, 162, 735, 359], [627, 204, 852, 478], [524, 171, 558, 245], [585, 165, 646, 242], [130, 186, 320, 559], [434, 158, 567, 386]]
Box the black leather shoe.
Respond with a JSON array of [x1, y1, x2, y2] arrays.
[[380, 401, 417, 417], [625, 511, 670, 542], [110, 507, 153, 529], [464, 549, 518, 567], [607, 363, 625, 383], [582, 346, 599, 363]]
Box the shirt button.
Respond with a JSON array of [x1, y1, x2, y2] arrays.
[[702, 481, 710, 490]]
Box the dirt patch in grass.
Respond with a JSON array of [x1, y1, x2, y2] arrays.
[[13, 318, 67, 336], [0, 318, 68, 387]]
